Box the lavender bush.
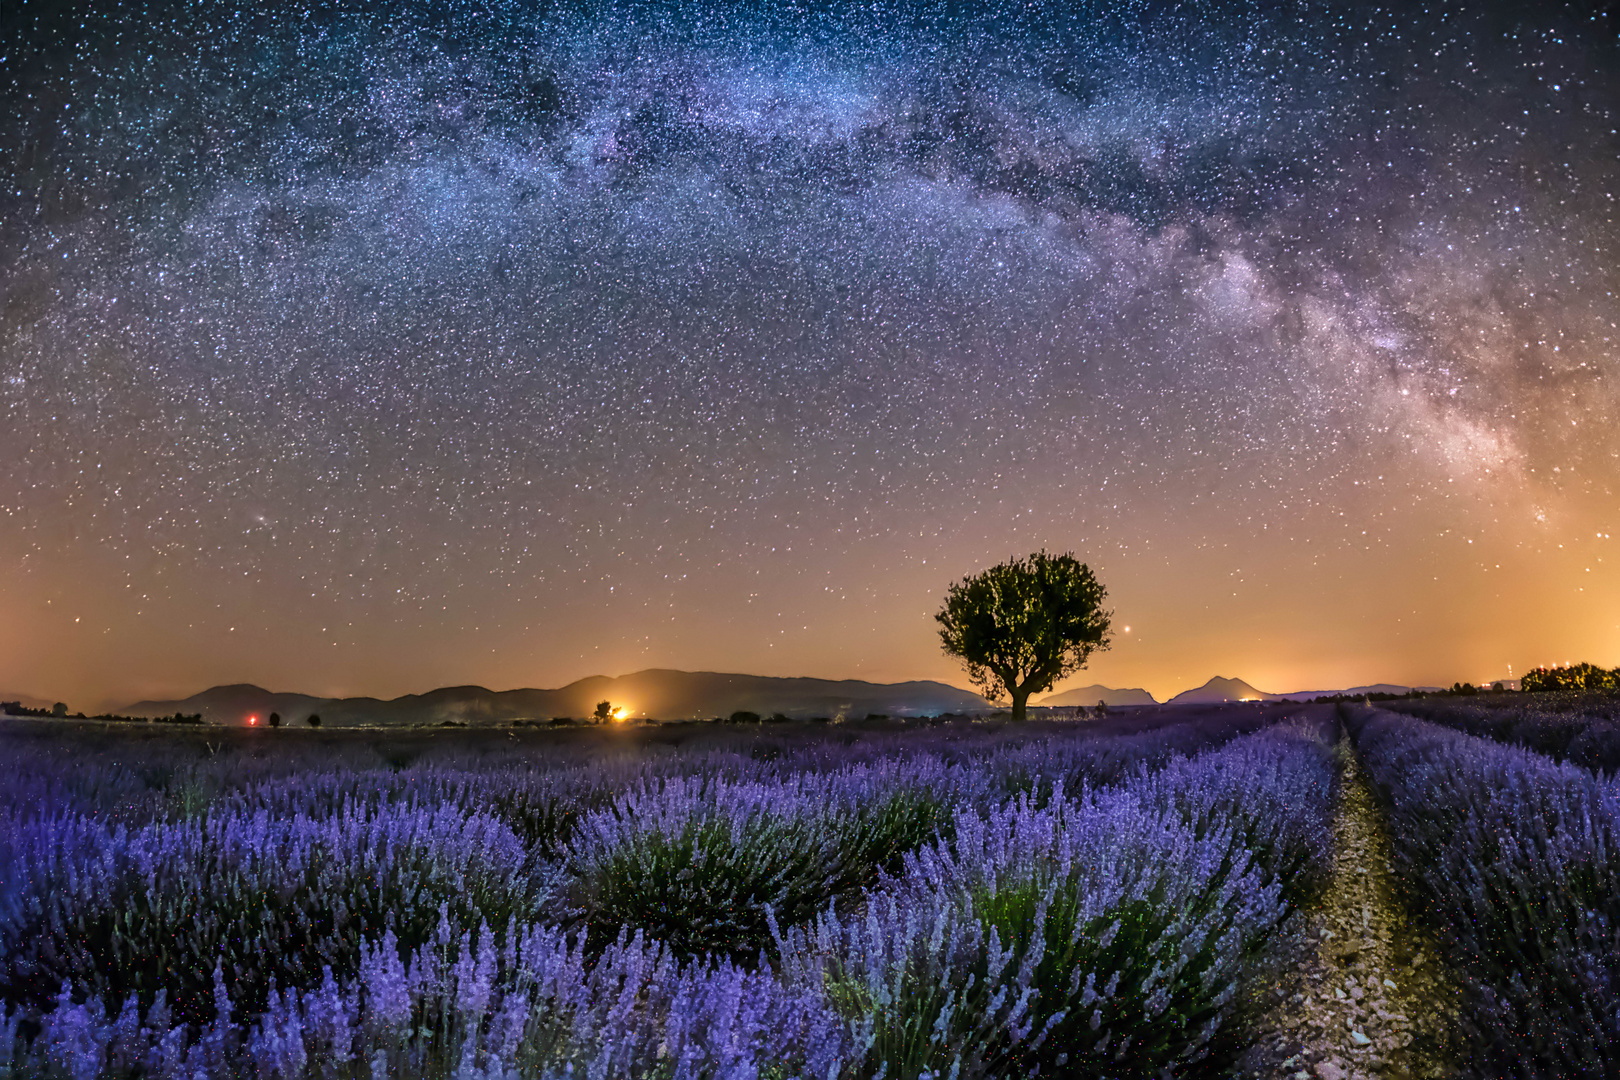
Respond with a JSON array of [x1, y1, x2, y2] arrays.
[[566, 768, 955, 963], [9, 926, 854, 1080], [0, 803, 558, 1025], [1347, 705, 1620, 1077]]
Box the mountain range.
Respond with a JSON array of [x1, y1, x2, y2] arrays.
[[119, 670, 995, 726], [1045, 676, 1447, 706], [78, 671, 1456, 727]]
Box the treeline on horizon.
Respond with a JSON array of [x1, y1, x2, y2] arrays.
[[1520, 662, 1620, 693], [1, 702, 202, 724]]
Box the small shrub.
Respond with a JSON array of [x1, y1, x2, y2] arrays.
[[567, 777, 952, 965]]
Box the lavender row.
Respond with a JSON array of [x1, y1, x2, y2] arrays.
[[1386, 693, 1620, 776], [0, 705, 1290, 828], [1346, 706, 1620, 1076], [777, 717, 1339, 1078]]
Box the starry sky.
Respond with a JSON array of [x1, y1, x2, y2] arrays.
[[2, 0, 1617, 709]]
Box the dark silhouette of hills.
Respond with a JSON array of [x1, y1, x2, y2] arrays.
[[1039, 684, 1158, 706], [1168, 677, 1445, 704], [121, 670, 993, 726], [1167, 676, 1274, 704]]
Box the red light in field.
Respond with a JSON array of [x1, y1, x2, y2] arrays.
[[248, 715, 258, 726]]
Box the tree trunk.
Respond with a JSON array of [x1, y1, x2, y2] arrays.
[[1010, 687, 1031, 722]]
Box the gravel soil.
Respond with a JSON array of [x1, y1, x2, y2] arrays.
[[1233, 737, 1460, 1080]]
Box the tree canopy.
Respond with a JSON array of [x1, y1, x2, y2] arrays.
[[1522, 663, 1620, 693], [935, 551, 1112, 722]]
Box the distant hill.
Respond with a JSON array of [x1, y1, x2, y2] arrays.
[[1167, 677, 1275, 704], [1040, 684, 1158, 706], [1168, 678, 1450, 704], [120, 669, 993, 726], [121, 684, 330, 725]]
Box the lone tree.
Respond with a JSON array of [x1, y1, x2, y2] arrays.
[[268, 711, 281, 728], [936, 550, 1112, 722], [306, 713, 321, 728], [593, 700, 614, 723]]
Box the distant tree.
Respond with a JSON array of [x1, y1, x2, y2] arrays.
[[936, 551, 1112, 723], [306, 713, 322, 728], [593, 701, 614, 723], [1522, 663, 1620, 693], [268, 711, 282, 728], [1096, 699, 1109, 717], [1522, 667, 1554, 692], [51, 702, 67, 718], [728, 710, 761, 724]]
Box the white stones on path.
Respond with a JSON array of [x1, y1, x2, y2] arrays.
[[1236, 735, 1458, 1080]]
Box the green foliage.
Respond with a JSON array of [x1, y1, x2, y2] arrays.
[[575, 813, 829, 962], [978, 887, 1210, 1074], [936, 551, 1111, 721], [572, 787, 950, 965], [1523, 663, 1620, 693]]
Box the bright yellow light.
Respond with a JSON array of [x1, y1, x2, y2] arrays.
[[613, 708, 629, 721]]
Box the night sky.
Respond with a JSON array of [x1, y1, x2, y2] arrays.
[[2, 1, 1616, 708]]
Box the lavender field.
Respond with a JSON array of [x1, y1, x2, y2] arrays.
[[1, 699, 1616, 1079], [0, 706, 1333, 1079]]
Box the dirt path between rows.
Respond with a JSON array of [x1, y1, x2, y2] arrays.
[[1235, 736, 1459, 1080]]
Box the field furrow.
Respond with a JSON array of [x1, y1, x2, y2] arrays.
[[1240, 736, 1457, 1080]]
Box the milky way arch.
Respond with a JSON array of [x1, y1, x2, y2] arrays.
[[3, 1, 1616, 701]]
